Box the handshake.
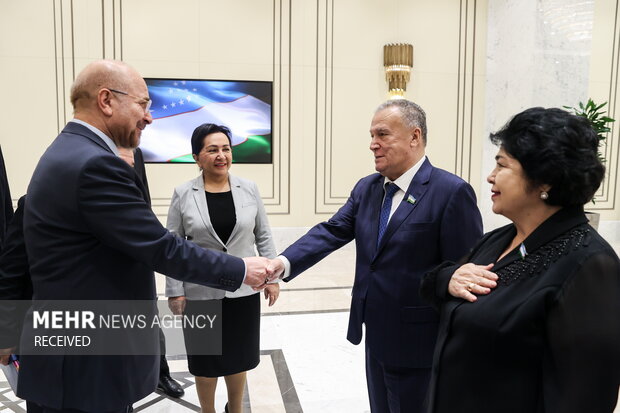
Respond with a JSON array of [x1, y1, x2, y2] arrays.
[[241, 257, 286, 289]]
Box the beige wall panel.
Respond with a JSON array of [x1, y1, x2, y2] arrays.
[[286, 65, 320, 223], [196, 1, 274, 67], [329, 67, 384, 197], [590, 0, 615, 85], [0, 57, 59, 198], [297, 0, 321, 68], [120, 0, 282, 218], [396, 0, 460, 74], [0, 0, 488, 227], [318, 0, 485, 214], [121, 0, 201, 63], [412, 72, 459, 171], [0, 0, 57, 198], [468, 71, 486, 196], [0, 0, 55, 58], [588, 0, 620, 220], [122, 0, 274, 76], [329, 1, 396, 70], [72, 0, 104, 60]]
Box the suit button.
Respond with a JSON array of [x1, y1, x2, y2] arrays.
[[223, 247, 227, 252], [369, 265, 375, 271]]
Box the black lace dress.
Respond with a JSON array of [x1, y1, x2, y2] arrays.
[[421, 206, 620, 413]]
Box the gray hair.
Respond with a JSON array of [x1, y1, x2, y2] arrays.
[[375, 99, 427, 144]]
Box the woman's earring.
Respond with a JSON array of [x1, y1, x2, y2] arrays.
[[540, 191, 549, 200]]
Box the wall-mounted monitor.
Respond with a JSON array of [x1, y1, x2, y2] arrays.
[[139, 78, 272, 163]]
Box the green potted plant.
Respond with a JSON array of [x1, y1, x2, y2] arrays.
[[564, 98, 615, 229]]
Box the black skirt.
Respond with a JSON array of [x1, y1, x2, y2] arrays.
[[183, 293, 260, 377]]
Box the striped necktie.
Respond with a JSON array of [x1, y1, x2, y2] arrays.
[[377, 182, 399, 246]]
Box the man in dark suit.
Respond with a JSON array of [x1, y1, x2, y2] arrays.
[[268, 100, 483, 413], [17, 60, 272, 413]]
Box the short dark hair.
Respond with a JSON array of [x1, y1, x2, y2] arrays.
[[490, 107, 605, 206], [190, 123, 233, 156]]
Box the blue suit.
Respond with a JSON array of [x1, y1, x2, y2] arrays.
[[20, 122, 245, 412], [281, 158, 483, 412]]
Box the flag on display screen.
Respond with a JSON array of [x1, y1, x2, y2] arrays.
[[139, 79, 272, 163]]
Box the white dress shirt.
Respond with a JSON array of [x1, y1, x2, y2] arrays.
[[382, 155, 426, 220]]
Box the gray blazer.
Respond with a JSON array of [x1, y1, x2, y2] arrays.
[[165, 174, 276, 299]]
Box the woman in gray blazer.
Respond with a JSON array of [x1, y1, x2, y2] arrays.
[[166, 123, 279, 413]]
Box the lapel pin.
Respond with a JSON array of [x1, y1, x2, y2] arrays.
[[406, 194, 416, 204], [519, 243, 527, 259]]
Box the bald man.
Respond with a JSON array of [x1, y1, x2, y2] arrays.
[[19, 60, 272, 412]]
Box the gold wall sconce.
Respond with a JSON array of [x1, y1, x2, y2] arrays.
[[383, 43, 413, 99]]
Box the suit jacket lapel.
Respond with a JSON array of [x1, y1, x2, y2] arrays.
[[191, 175, 225, 246], [63, 122, 114, 154], [227, 175, 243, 243], [367, 176, 386, 257], [375, 159, 432, 256]]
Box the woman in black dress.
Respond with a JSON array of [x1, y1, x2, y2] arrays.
[[166, 123, 279, 413], [421, 107, 620, 413]]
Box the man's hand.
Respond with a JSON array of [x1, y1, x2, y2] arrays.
[[168, 296, 186, 315], [0, 347, 15, 366], [266, 257, 285, 280], [448, 263, 497, 302], [242, 257, 271, 289]]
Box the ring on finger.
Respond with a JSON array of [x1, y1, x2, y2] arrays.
[[466, 282, 476, 292]]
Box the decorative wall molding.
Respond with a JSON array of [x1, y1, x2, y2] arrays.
[[53, 0, 75, 133], [264, 0, 292, 215], [599, 0, 620, 210], [314, 0, 344, 214], [314, 0, 484, 214], [101, 0, 123, 60], [455, 0, 479, 183]]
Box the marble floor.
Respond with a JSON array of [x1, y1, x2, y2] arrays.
[[1, 238, 619, 412], [136, 241, 370, 413]]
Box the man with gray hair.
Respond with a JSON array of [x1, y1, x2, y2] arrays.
[[268, 99, 483, 412]]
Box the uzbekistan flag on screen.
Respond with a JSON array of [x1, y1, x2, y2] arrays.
[[139, 79, 272, 163]]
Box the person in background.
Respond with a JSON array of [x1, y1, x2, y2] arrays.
[[267, 99, 483, 413], [421, 107, 620, 413], [166, 123, 279, 413], [0, 195, 45, 413], [118, 147, 185, 399]]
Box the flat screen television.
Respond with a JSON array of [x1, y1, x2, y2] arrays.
[[139, 78, 273, 163]]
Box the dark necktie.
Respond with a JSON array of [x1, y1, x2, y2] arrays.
[[377, 182, 399, 246]]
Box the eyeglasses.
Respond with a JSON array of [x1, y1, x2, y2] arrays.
[[107, 88, 152, 113]]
